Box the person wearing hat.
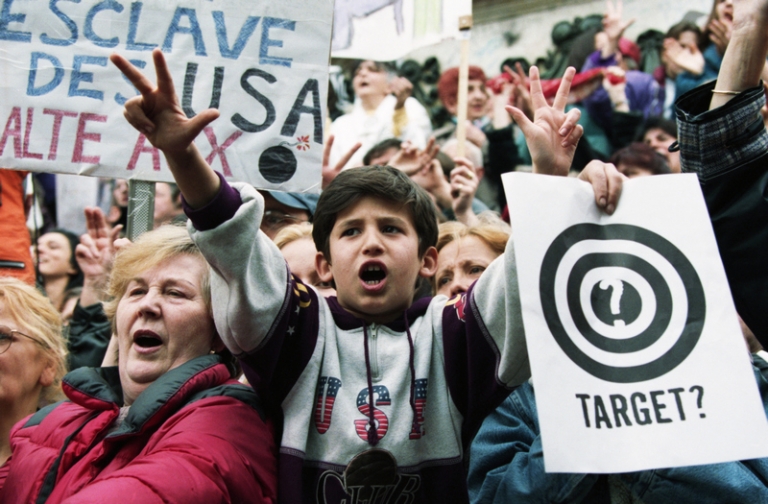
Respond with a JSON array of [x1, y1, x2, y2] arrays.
[[259, 191, 319, 241]]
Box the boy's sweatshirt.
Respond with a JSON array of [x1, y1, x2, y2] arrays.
[[186, 178, 530, 503]]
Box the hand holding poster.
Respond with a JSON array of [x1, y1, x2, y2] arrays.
[[504, 172, 768, 473], [0, 0, 332, 192]]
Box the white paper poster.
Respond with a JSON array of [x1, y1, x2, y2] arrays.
[[0, 0, 333, 192], [504, 172, 768, 473], [331, 0, 471, 61]]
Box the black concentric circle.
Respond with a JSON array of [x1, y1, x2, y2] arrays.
[[539, 223, 705, 383]]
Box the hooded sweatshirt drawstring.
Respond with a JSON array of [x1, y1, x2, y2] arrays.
[[403, 311, 420, 438], [363, 324, 379, 446], [363, 314, 419, 446]]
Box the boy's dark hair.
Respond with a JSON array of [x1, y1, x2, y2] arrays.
[[363, 138, 402, 165], [312, 165, 439, 261]]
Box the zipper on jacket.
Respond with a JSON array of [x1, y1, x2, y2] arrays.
[[369, 323, 381, 382]]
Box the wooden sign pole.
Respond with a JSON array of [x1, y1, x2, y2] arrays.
[[455, 15, 473, 159]]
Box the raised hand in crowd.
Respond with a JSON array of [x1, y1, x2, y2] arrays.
[[390, 76, 414, 110], [602, 66, 630, 112], [387, 136, 439, 175], [110, 49, 220, 208], [708, 18, 732, 56], [600, 0, 636, 58], [506, 66, 583, 176], [708, 0, 734, 56], [75, 207, 122, 307], [321, 134, 361, 189], [662, 37, 706, 76], [450, 157, 481, 226], [503, 62, 534, 122]]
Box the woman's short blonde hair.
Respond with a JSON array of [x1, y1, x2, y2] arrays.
[[103, 225, 210, 334], [0, 277, 67, 404], [274, 222, 313, 250], [433, 214, 511, 294]]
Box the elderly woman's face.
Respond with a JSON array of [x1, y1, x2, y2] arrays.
[[435, 235, 499, 299], [116, 254, 216, 405], [0, 303, 54, 409]]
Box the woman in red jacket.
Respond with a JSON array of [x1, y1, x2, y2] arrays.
[[0, 225, 277, 504]]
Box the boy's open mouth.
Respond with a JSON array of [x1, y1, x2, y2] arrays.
[[359, 263, 387, 286]]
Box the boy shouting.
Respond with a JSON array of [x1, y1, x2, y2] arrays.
[[111, 50, 619, 503]]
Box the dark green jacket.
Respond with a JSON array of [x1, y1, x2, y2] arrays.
[[66, 301, 111, 370]]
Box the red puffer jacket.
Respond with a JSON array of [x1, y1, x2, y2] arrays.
[[0, 355, 277, 503]]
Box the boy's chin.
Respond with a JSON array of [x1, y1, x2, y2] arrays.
[[340, 296, 409, 325]]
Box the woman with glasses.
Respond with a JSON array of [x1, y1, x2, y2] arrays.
[[0, 277, 68, 487]]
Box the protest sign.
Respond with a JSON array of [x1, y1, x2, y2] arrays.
[[0, 0, 332, 192], [504, 172, 768, 473], [331, 0, 471, 61]]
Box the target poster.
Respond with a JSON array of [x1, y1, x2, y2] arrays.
[[0, 0, 332, 193], [503, 172, 768, 473]]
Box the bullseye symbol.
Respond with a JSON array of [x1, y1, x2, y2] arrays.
[[540, 223, 705, 383]]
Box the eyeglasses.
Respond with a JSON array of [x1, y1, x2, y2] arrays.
[[261, 210, 308, 232], [0, 325, 46, 355]]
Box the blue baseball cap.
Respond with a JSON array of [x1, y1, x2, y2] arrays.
[[266, 191, 320, 218]]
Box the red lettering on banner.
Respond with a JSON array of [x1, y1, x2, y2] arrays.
[[22, 108, 43, 160], [43, 109, 78, 161], [72, 113, 107, 164], [0, 107, 22, 158], [203, 127, 242, 177], [127, 133, 161, 171]]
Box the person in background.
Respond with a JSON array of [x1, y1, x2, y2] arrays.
[[0, 169, 35, 285], [274, 223, 335, 297], [153, 182, 185, 228], [581, 1, 665, 143], [106, 179, 129, 230], [435, 65, 521, 210], [36, 230, 83, 313], [59, 287, 82, 325], [66, 207, 124, 371], [328, 60, 431, 170], [638, 117, 680, 173], [258, 191, 319, 241], [433, 217, 510, 299], [663, 21, 720, 102], [609, 142, 672, 178], [0, 278, 67, 488]]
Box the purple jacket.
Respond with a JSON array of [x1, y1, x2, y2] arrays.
[[581, 51, 665, 130]]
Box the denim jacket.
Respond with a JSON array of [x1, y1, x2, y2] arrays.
[[468, 356, 768, 504]]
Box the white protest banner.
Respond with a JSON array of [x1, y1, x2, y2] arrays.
[[331, 0, 471, 61], [504, 172, 768, 473], [0, 0, 333, 192]]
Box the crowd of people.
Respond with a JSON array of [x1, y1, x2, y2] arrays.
[[1, 0, 768, 502]]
